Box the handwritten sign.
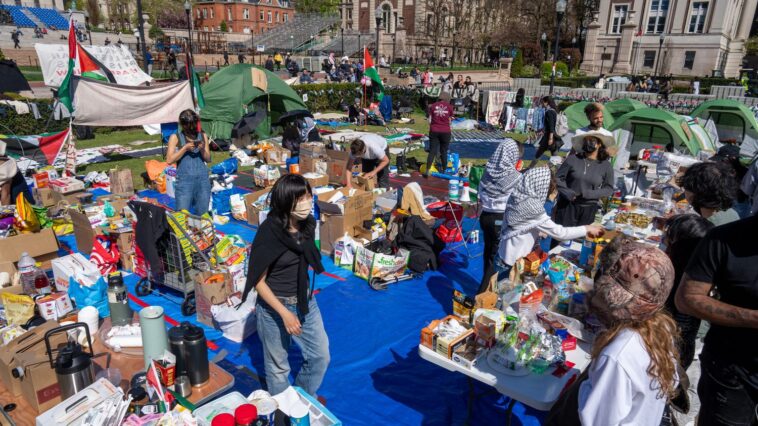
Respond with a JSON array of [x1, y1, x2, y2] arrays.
[[34, 43, 153, 87]]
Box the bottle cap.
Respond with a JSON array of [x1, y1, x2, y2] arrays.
[[235, 404, 258, 424], [211, 413, 235, 426]]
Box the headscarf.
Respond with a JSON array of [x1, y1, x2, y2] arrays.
[[503, 166, 551, 239], [479, 139, 521, 203]]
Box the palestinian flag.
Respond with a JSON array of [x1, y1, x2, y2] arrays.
[[363, 46, 384, 100], [58, 21, 116, 112], [186, 53, 205, 109], [2, 128, 70, 167]]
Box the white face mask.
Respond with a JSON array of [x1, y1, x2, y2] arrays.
[[291, 198, 312, 221]]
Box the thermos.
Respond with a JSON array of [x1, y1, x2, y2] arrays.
[[45, 323, 95, 399], [181, 322, 209, 387], [108, 272, 133, 326], [139, 306, 169, 369], [168, 325, 188, 377]]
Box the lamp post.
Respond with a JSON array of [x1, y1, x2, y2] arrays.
[[374, 6, 382, 62], [549, 0, 567, 95], [567, 55, 571, 76], [451, 31, 457, 69], [83, 10, 92, 46], [341, 27, 345, 56], [600, 45, 607, 75], [392, 33, 396, 66], [656, 32, 665, 77], [135, 0, 148, 73], [184, 0, 195, 105], [541, 32, 547, 61], [290, 34, 294, 52], [250, 28, 255, 64]]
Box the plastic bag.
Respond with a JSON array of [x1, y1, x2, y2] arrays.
[[211, 294, 256, 343], [33, 206, 52, 229], [90, 235, 120, 276], [333, 233, 358, 271], [67, 275, 110, 318], [14, 192, 40, 233], [211, 158, 239, 176], [0, 293, 35, 325]]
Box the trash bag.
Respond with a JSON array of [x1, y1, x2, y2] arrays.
[[211, 295, 256, 343], [211, 158, 239, 176], [68, 275, 110, 318]]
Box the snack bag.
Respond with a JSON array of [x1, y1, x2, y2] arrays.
[[0, 293, 35, 325], [14, 192, 40, 233]]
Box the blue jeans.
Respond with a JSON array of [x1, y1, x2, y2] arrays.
[[256, 298, 330, 396], [174, 173, 211, 215]]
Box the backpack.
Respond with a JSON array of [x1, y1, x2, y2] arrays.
[[556, 111, 569, 137]]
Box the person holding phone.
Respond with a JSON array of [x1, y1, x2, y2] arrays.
[[166, 109, 211, 214]]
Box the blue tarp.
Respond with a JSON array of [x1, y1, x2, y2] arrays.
[[60, 188, 547, 425]]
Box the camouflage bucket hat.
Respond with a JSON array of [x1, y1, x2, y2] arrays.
[[589, 236, 675, 324]]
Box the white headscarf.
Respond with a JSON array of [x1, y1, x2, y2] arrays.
[[503, 166, 552, 239], [479, 139, 521, 201]]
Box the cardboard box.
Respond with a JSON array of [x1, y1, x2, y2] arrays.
[[48, 177, 85, 194], [0, 228, 59, 269], [300, 142, 326, 158], [302, 173, 329, 189], [244, 187, 272, 226], [50, 190, 88, 206], [436, 328, 474, 359], [51, 253, 101, 292], [325, 149, 352, 185], [420, 315, 462, 349], [112, 229, 134, 253], [194, 271, 233, 327], [263, 145, 291, 165], [35, 378, 121, 426], [120, 251, 134, 272], [0, 261, 18, 276], [34, 187, 56, 208], [299, 155, 329, 175], [0, 320, 63, 397], [253, 165, 281, 187], [108, 168, 134, 196], [69, 208, 100, 256], [451, 336, 483, 369], [16, 351, 62, 412], [353, 174, 377, 192], [35, 292, 73, 320], [316, 188, 373, 217]]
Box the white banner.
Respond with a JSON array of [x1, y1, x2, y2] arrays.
[[72, 79, 193, 126], [34, 43, 153, 87]]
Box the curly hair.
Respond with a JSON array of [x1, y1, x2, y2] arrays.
[[583, 102, 604, 118], [677, 161, 737, 212], [592, 311, 681, 400]]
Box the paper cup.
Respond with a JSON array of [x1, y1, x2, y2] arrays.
[[290, 403, 310, 426], [78, 306, 100, 343], [255, 398, 277, 425]]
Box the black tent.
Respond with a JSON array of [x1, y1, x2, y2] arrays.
[[0, 60, 31, 93]]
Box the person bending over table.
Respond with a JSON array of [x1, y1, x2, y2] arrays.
[[494, 167, 603, 281], [242, 174, 329, 396], [348, 134, 390, 189], [553, 131, 615, 228], [476, 139, 522, 294], [166, 109, 211, 215], [547, 237, 680, 425]]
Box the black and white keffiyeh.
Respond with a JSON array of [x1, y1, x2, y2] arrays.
[[479, 139, 521, 206], [503, 166, 552, 239]]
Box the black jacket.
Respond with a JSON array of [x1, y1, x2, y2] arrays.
[[128, 201, 169, 271], [396, 215, 442, 273]]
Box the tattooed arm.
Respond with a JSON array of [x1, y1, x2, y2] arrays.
[[675, 274, 758, 329]]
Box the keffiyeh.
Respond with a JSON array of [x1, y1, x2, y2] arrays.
[[479, 139, 521, 206], [503, 166, 552, 239]]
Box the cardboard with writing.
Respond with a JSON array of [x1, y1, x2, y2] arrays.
[[325, 149, 352, 185], [194, 271, 233, 327], [15, 351, 62, 412], [34, 187, 56, 208], [51, 253, 101, 291], [108, 168, 134, 196], [263, 145, 291, 165]]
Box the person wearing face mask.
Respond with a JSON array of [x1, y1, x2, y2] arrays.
[[547, 237, 680, 425], [553, 131, 615, 228], [166, 109, 211, 214], [241, 174, 329, 397], [494, 167, 604, 280]]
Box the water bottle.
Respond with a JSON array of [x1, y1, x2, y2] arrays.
[[18, 252, 37, 295]]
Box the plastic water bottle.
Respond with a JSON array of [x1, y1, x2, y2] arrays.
[[18, 252, 37, 294]]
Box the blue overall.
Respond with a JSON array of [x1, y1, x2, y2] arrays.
[[174, 131, 211, 215]]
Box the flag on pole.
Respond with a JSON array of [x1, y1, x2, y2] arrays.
[[186, 53, 205, 109], [363, 46, 384, 101], [58, 20, 116, 112]]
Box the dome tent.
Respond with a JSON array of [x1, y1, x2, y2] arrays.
[[200, 64, 308, 140]]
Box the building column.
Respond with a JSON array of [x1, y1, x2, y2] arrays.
[[614, 11, 636, 74], [580, 13, 601, 74]]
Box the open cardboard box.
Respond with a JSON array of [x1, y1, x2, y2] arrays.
[[0, 228, 59, 270], [244, 187, 272, 226], [0, 320, 63, 397], [69, 198, 129, 255], [194, 270, 233, 327]]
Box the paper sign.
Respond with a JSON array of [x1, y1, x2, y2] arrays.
[[34, 43, 153, 87]]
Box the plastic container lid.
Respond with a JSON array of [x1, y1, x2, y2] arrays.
[[234, 404, 258, 424], [210, 413, 235, 426]]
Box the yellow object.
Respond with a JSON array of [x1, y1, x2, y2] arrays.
[[419, 164, 439, 175], [14, 192, 40, 233]]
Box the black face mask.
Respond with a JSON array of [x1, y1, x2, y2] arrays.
[[582, 139, 598, 154]]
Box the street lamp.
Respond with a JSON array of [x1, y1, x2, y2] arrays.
[[567, 55, 571, 76], [290, 34, 294, 52], [600, 45, 607, 74], [549, 0, 567, 94], [656, 33, 665, 77], [541, 32, 547, 61], [375, 6, 382, 62], [83, 10, 92, 46], [341, 27, 345, 56], [184, 0, 195, 105]]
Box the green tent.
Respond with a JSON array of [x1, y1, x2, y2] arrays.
[[564, 101, 615, 131], [689, 99, 758, 144], [609, 108, 702, 155], [604, 98, 648, 120], [200, 64, 308, 140]]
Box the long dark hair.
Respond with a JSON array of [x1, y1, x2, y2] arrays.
[[514, 88, 525, 108], [179, 109, 199, 139], [268, 174, 312, 229], [578, 139, 611, 162], [541, 96, 556, 110]]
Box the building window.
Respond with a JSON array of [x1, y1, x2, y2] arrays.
[[267, 11, 272, 23], [346, 8, 351, 19], [689, 2, 708, 33], [260, 11, 264, 20], [196, 9, 200, 18], [227, 8, 232, 21], [203, 26, 208, 31], [243, 8, 249, 19], [646, 0, 668, 33], [202, 8, 207, 19], [643, 50, 656, 68], [381, 4, 391, 32], [611, 5, 628, 34], [275, 11, 279, 22], [283, 13, 288, 22], [684, 51, 696, 69]]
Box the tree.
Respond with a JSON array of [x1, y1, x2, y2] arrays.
[[85, 0, 101, 26], [149, 25, 164, 39], [219, 20, 228, 32], [295, 0, 339, 14], [746, 36, 758, 56]]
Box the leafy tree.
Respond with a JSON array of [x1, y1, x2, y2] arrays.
[[746, 36, 758, 56], [295, 0, 339, 14], [219, 20, 227, 32], [511, 49, 523, 77], [149, 25, 164, 39]]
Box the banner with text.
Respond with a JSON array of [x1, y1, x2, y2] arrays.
[[35, 43, 153, 87]]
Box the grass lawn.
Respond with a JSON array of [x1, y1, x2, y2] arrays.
[[69, 112, 531, 189]]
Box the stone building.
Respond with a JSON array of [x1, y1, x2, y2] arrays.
[[581, 0, 757, 78], [192, 0, 293, 34]]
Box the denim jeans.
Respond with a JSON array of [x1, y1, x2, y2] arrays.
[[174, 173, 211, 215], [697, 349, 758, 425], [256, 298, 330, 396]]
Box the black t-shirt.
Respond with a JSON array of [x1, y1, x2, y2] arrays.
[[685, 215, 758, 370], [265, 232, 302, 297]]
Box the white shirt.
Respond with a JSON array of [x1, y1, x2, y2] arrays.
[[579, 329, 668, 425], [497, 215, 586, 265], [360, 134, 388, 160], [576, 127, 613, 138]]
